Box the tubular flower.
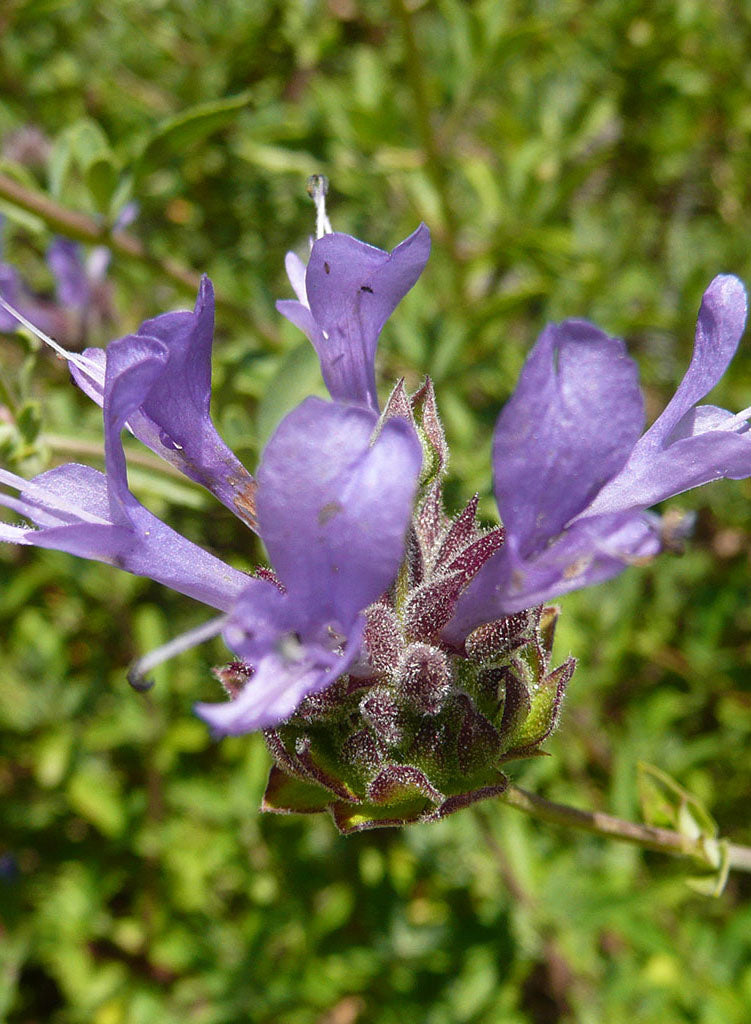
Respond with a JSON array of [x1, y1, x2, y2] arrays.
[[446, 274, 749, 641], [277, 222, 431, 411], [0, 276, 423, 739]]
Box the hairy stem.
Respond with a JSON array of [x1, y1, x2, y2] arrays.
[[501, 783, 751, 874]]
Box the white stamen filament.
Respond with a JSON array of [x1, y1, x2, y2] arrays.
[[0, 295, 103, 380], [127, 614, 227, 691], [307, 174, 332, 239]]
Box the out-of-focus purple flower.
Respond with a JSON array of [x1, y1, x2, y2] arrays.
[[277, 224, 430, 410], [0, 204, 138, 344], [446, 275, 749, 641], [0, 280, 423, 734]]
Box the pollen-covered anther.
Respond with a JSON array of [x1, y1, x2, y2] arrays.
[[395, 642, 451, 715]]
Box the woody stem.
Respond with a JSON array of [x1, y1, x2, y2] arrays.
[[500, 782, 751, 873]]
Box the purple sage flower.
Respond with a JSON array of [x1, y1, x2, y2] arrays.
[[445, 275, 749, 642], [277, 223, 431, 410], [0, 276, 423, 736]]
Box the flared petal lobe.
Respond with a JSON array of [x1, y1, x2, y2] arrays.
[[587, 275, 751, 516], [277, 224, 431, 410], [70, 277, 257, 528], [195, 581, 365, 735], [492, 319, 644, 557], [638, 275, 747, 449], [0, 459, 247, 615]]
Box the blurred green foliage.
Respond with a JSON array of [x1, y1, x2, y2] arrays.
[[2, 0, 751, 1021]]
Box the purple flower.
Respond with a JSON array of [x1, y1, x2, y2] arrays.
[[0, 205, 137, 343], [277, 224, 431, 410], [195, 398, 422, 734], [0, 280, 423, 734], [446, 275, 749, 642], [0, 237, 94, 342], [69, 276, 259, 528]]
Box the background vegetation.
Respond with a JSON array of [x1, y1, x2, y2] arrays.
[[2, 1, 751, 1021]]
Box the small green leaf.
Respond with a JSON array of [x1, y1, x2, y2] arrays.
[[638, 761, 718, 838], [86, 155, 119, 212], [686, 840, 731, 898], [136, 92, 254, 177], [16, 400, 42, 444]]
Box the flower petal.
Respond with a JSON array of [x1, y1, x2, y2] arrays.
[[256, 397, 422, 628], [285, 250, 308, 305], [638, 275, 748, 449], [47, 238, 90, 309], [0, 462, 248, 612], [281, 224, 430, 409], [492, 320, 644, 558], [70, 277, 257, 528], [584, 427, 751, 515], [445, 511, 660, 641], [194, 579, 364, 735]]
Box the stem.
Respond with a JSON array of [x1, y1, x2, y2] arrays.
[[0, 172, 280, 347], [501, 783, 751, 874], [44, 433, 189, 481], [389, 0, 467, 303]]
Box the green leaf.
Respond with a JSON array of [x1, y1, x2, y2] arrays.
[[256, 340, 327, 447], [86, 155, 119, 212], [686, 840, 731, 898], [135, 91, 254, 177], [16, 400, 41, 444], [637, 762, 718, 839]]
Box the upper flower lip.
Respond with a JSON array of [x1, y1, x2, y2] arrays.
[[69, 275, 259, 530], [277, 223, 431, 411], [445, 273, 750, 642]]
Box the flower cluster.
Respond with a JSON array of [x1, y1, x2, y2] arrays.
[[1, 203, 749, 830]]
